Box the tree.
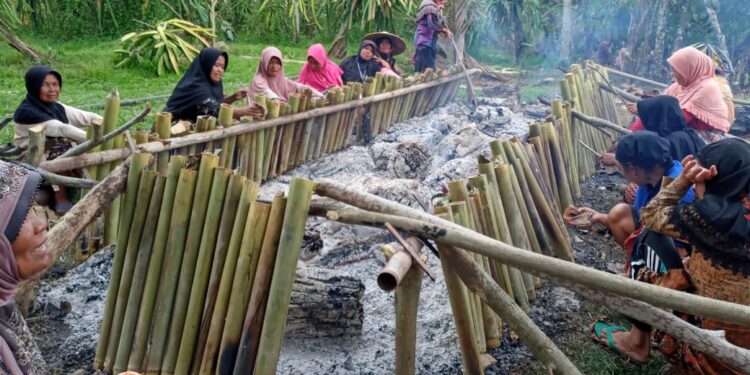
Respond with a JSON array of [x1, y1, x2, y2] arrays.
[[559, 0, 573, 63], [704, 0, 728, 54]]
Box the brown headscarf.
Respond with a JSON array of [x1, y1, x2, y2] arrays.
[[0, 160, 45, 374], [248, 47, 304, 104], [665, 47, 731, 133]]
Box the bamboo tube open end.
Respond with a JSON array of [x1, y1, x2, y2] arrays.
[[377, 273, 399, 292]]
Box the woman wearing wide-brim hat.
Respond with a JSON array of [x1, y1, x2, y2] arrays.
[[364, 32, 406, 76]]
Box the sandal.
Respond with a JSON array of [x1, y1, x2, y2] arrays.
[[590, 320, 648, 365]]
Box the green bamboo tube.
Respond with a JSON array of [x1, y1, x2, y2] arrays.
[[477, 163, 519, 298], [262, 100, 281, 179], [155, 112, 172, 175], [104, 170, 157, 370], [530, 124, 559, 202], [332, 90, 348, 150], [251, 178, 314, 375], [494, 164, 533, 309], [553, 101, 580, 198], [217, 201, 272, 374], [270, 111, 287, 177], [278, 94, 301, 173], [377, 78, 394, 134], [489, 140, 506, 163], [135, 130, 149, 145], [312, 99, 328, 159], [528, 136, 558, 207], [174, 167, 232, 374], [433, 209, 481, 375], [198, 180, 258, 374], [469, 195, 501, 349], [298, 116, 315, 164], [205, 116, 217, 151], [322, 90, 342, 154], [254, 130, 266, 182], [112, 174, 165, 372], [243, 131, 255, 178], [143, 168, 198, 375], [344, 83, 363, 146], [227, 194, 286, 374], [195, 115, 211, 154], [511, 141, 574, 261], [188, 176, 247, 372], [289, 96, 306, 167], [370, 73, 386, 137], [161, 155, 221, 375], [542, 124, 574, 211], [395, 262, 423, 375], [218, 104, 235, 168], [93, 152, 149, 369], [99, 91, 122, 247], [127, 156, 186, 372]]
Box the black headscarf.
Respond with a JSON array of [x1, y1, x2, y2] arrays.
[[339, 41, 381, 84], [615, 131, 673, 171], [164, 48, 228, 122], [694, 138, 750, 243], [637, 95, 705, 161], [13, 66, 69, 125]]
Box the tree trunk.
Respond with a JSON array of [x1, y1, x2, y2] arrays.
[[509, 0, 524, 66], [559, 0, 573, 63], [704, 0, 728, 54], [651, 0, 668, 78], [0, 18, 44, 63], [284, 266, 365, 338], [673, 1, 690, 53]]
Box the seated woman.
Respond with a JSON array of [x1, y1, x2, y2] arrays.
[[637, 95, 705, 161], [339, 41, 389, 84], [641, 138, 750, 374], [163, 47, 248, 122], [297, 44, 343, 93], [244, 47, 321, 111], [0, 161, 52, 373], [629, 47, 730, 144], [565, 132, 694, 247], [13, 66, 102, 213], [364, 32, 406, 76]]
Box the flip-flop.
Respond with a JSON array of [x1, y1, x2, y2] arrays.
[[590, 321, 648, 365]]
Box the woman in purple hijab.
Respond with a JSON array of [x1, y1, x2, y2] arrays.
[[0, 160, 51, 374]]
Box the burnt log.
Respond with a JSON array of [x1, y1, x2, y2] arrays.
[[285, 266, 364, 339]]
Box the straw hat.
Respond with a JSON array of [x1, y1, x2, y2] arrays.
[[363, 32, 407, 56]]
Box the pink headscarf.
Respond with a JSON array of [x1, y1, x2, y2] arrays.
[[665, 47, 730, 133], [297, 44, 343, 92], [248, 47, 303, 104]]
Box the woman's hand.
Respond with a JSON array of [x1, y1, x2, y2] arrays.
[[626, 102, 638, 115], [679, 155, 718, 183], [249, 104, 265, 120], [233, 88, 250, 102], [373, 55, 390, 70]]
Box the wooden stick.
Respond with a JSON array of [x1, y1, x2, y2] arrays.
[[61, 104, 152, 158], [597, 82, 640, 103], [384, 223, 435, 280], [578, 140, 602, 158], [313, 180, 750, 327], [28, 165, 98, 188], [571, 110, 629, 135]]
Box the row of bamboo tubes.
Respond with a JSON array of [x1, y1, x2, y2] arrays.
[[93, 151, 314, 375]]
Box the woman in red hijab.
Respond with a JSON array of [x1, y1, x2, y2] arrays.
[[297, 44, 343, 93]]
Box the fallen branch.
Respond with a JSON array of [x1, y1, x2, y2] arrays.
[[571, 110, 630, 136], [312, 180, 750, 328], [597, 82, 640, 103], [40, 148, 132, 174], [23, 163, 98, 189], [60, 104, 152, 158], [441, 245, 581, 375]]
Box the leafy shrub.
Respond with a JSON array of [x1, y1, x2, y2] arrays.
[[114, 18, 214, 76]]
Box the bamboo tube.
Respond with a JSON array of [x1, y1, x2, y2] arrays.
[[104, 170, 157, 370], [93, 152, 149, 370], [434, 208, 482, 375], [270, 104, 288, 177], [112, 174, 165, 373], [279, 94, 300, 173], [542, 124, 574, 211], [198, 180, 258, 374], [323, 91, 343, 153], [332, 89, 348, 150], [469, 195, 502, 349], [552, 100, 579, 197], [127, 156, 187, 372], [173, 167, 232, 374], [226, 194, 286, 374], [155, 112, 172, 174], [262, 100, 280, 179], [98, 91, 122, 247], [161, 154, 221, 375], [494, 164, 534, 309], [219, 104, 235, 168], [395, 262, 423, 375], [135, 130, 149, 145], [251, 178, 314, 375], [143, 168, 198, 375], [312, 99, 328, 159], [254, 129, 265, 182], [377, 237, 424, 292]]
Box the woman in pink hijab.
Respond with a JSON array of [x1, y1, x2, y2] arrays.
[[298, 44, 343, 93], [245, 47, 321, 108]]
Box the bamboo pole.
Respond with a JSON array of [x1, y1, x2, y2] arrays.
[[155, 112, 172, 174], [218, 200, 273, 373], [161, 154, 221, 374], [542, 124, 574, 211], [262, 100, 280, 180], [127, 156, 187, 372], [219, 104, 235, 168], [395, 262, 423, 375], [198, 180, 258, 374], [144, 168, 198, 375], [22, 125, 45, 166], [252, 178, 315, 375], [99, 91, 122, 247], [469, 195, 502, 349], [377, 237, 424, 292], [227, 194, 286, 375], [173, 167, 232, 374], [93, 152, 150, 370], [279, 94, 301, 173], [104, 170, 157, 370], [112, 174, 166, 372]]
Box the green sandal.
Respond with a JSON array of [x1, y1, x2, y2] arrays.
[[590, 321, 648, 365]]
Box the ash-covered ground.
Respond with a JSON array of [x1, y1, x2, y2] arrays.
[[30, 86, 631, 374]]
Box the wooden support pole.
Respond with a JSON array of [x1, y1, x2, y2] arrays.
[[23, 125, 46, 166], [395, 263, 423, 375]]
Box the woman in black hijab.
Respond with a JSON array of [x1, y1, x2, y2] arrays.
[[637, 95, 705, 161], [338, 41, 385, 84], [163, 48, 248, 122], [641, 138, 750, 374]]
